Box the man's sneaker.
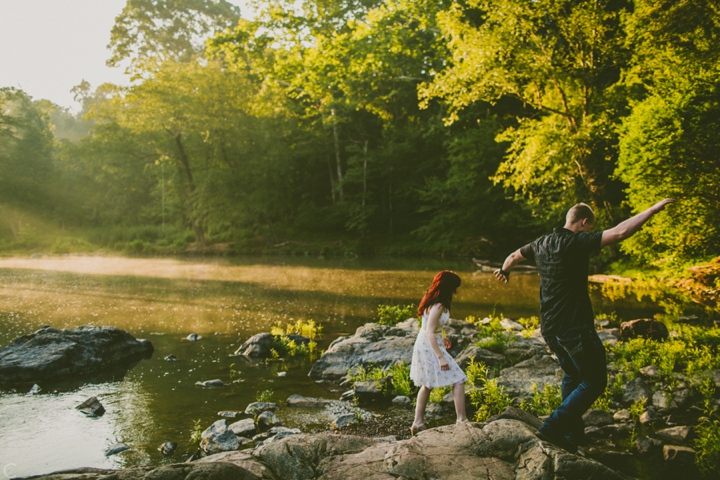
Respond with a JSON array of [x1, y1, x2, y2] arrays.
[[535, 428, 578, 454]]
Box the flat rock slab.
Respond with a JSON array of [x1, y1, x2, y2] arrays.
[[253, 420, 633, 480], [0, 325, 153, 385], [496, 355, 562, 398]]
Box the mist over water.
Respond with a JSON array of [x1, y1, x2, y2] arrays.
[[0, 256, 658, 476]]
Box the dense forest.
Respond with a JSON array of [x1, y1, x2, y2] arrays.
[[1, 0, 719, 271]]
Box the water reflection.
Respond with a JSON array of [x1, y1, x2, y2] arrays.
[[0, 256, 659, 476]]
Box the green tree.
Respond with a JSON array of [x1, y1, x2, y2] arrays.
[[616, 0, 720, 264], [419, 0, 631, 226], [108, 0, 241, 73]]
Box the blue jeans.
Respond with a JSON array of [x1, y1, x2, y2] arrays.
[[539, 325, 607, 438]]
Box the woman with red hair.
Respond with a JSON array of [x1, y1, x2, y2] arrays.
[[409, 270, 468, 435]]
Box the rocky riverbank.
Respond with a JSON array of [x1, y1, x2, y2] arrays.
[[10, 313, 720, 479]]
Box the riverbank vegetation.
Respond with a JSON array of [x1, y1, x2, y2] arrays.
[[0, 0, 717, 281]]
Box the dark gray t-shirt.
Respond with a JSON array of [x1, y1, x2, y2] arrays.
[[520, 228, 603, 336]]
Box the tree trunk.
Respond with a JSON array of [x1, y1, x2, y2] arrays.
[[173, 133, 206, 246], [331, 108, 344, 202]]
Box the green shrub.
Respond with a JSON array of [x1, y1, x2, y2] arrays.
[[475, 331, 515, 354], [429, 385, 452, 403], [471, 379, 511, 422], [256, 389, 274, 402], [695, 419, 720, 475], [526, 383, 562, 417], [387, 361, 413, 397], [377, 304, 416, 326]]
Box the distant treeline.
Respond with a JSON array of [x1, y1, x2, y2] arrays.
[[1, 0, 718, 265]]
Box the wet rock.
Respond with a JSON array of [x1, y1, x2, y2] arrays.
[[164, 354, 177, 361], [340, 390, 354, 401], [186, 333, 201, 341], [635, 436, 662, 455], [663, 445, 696, 463], [332, 413, 359, 429], [29, 384, 41, 394], [200, 419, 239, 454], [105, 443, 129, 456], [159, 441, 177, 456], [613, 409, 631, 422], [234, 333, 274, 357], [286, 394, 331, 407], [501, 318, 524, 331], [244, 402, 278, 415], [229, 418, 257, 437], [496, 354, 562, 398], [0, 325, 153, 385], [391, 395, 412, 407], [622, 377, 652, 405], [656, 425, 693, 444], [277, 371, 287, 377], [257, 410, 282, 429], [196, 378, 224, 387], [583, 409, 614, 427], [619, 318, 669, 341], [218, 411, 242, 418], [454, 346, 507, 370], [77, 396, 105, 416], [235, 333, 310, 358]]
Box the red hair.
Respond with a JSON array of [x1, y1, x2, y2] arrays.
[[417, 270, 461, 317]]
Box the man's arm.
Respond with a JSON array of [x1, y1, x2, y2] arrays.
[[493, 249, 527, 284], [600, 198, 675, 247]]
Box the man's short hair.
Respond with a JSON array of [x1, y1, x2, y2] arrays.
[[566, 203, 595, 224]]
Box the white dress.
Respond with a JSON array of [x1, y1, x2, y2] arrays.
[[409, 307, 468, 388]]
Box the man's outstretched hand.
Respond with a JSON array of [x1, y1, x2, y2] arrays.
[[493, 269, 509, 284], [652, 198, 675, 214]]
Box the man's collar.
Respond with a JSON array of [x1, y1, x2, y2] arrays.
[[553, 227, 574, 234]]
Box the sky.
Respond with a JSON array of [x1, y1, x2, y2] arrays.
[[0, 0, 251, 112]]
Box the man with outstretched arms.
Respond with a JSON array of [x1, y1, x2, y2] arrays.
[[493, 199, 674, 452]]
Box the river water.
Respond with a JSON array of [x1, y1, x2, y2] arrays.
[[0, 255, 658, 477]]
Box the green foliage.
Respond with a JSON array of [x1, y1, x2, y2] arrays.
[[269, 319, 322, 359], [190, 418, 203, 445], [387, 361, 413, 397], [475, 331, 516, 354], [464, 357, 511, 422], [695, 420, 720, 475], [377, 304, 415, 326], [429, 385, 451, 404], [526, 383, 562, 417], [255, 389, 274, 403]]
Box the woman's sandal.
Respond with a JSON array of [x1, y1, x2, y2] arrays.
[[456, 419, 470, 424], [410, 423, 427, 436]]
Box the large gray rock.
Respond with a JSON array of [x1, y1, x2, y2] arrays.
[[0, 325, 153, 385], [25, 462, 262, 480], [201, 420, 240, 454], [454, 346, 507, 370], [656, 425, 693, 444], [230, 418, 257, 437], [622, 378, 653, 405], [308, 320, 418, 380], [496, 355, 563, 398], [312, 420, 632, 480]]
